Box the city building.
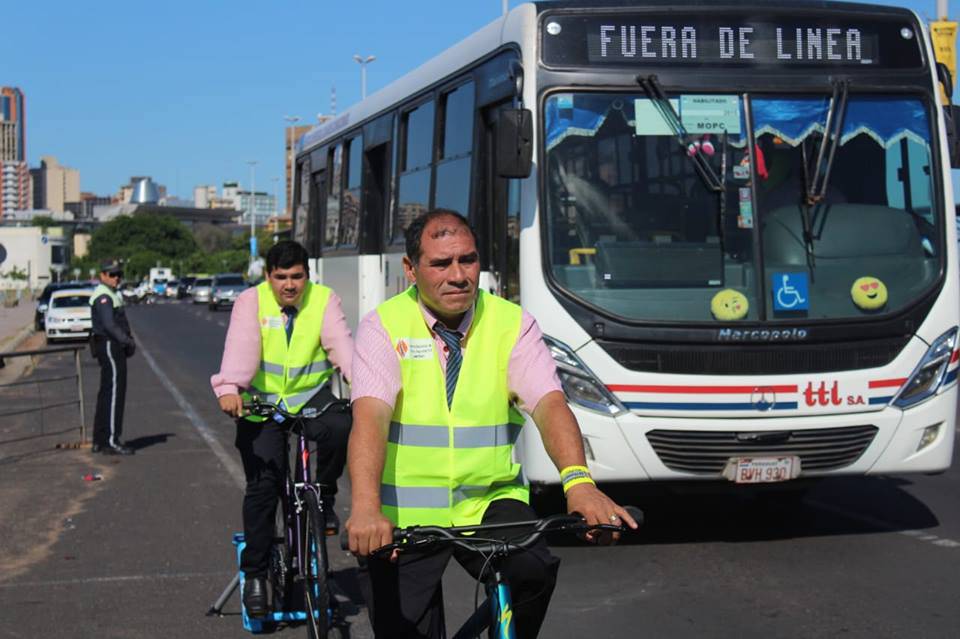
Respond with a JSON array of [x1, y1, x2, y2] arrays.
[[0, 225, 69, 290], [224, 181, 275, 226], [285, 124, 313, 215], [0, 87, 25, 162], [30, 156, 80, 214], [0, 88, 28, 219], [194, 185, 217, 208], [65, 192, 112, 222], [1, 161, 29, 216]]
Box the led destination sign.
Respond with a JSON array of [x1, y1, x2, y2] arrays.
[[542, 13, 924, 69]]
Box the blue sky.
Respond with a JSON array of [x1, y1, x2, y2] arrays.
[[1, 0, 954, 205]]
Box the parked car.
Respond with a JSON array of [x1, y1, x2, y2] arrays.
[[45, 288, 94, 342], [164, 279, 180, 299], [209, 274, 247, 311], [35, 281, 92, 330], [192, 278, 213, 304]]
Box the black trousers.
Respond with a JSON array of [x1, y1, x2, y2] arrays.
[[92, 338, 127, 448], [234, 386, 351, 577], [366, 499, 561, 639]]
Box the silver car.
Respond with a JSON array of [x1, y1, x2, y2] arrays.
[[209, 274, 247, 311], [192, 278, 213, 304]]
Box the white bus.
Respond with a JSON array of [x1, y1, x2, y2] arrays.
[[293, 1, 960, 493]]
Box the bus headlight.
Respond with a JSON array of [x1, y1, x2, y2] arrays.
[[893, 328, 958, 409], [543, 335, 627, 416]]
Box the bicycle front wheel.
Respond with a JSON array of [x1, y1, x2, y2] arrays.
[[301, 491, 331, 639]]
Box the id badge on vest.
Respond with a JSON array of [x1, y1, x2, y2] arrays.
[[395, 338, 435, 361]]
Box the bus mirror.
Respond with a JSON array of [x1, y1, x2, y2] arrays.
[[497, 108, 533, 178], [937, 62, 954, 101]]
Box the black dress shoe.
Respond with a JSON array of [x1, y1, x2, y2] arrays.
[[242, 576, 269, 618], [101, 444, 134, 456]]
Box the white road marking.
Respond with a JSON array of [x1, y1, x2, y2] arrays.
[[808, 498, 960, 550], [137, 342, 245, 489], [0, 570, 233, 588]]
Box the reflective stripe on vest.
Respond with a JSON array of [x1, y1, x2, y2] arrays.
[[240, 281, 333, 420], [377, 287, 527, 528]]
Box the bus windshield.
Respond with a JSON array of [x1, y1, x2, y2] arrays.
[[544, 91, 941, 323]]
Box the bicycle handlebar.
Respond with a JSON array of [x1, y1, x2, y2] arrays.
[[242, 396, 350, 423], [340, 505, 643, 557]]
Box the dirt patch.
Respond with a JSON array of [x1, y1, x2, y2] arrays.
[[0, 447, 111, 583]]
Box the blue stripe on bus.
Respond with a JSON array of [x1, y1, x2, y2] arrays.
[[624, 401, 798, 411], [945, 369, 958, 385], [869, 396, 893, 405]]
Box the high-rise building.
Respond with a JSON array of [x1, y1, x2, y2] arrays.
[[284, 124, 314, 215], [0, 87, 25, 162], [0, 87, 27, 218], [31, 156, 80, 214]]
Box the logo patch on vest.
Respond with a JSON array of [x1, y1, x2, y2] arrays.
[[261, 316, 284, 329], [395, 338, 434, 361]]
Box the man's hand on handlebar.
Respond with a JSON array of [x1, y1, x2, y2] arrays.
[[218, 394, 245, 419], [565, 483, 639, 545], [345, 506, 396, 559]]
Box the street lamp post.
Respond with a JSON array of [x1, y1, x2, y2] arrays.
[[502, 0, 508, 16], [247, 160, 258, 260], [284, 115, 301, 217], [938, 0, 948, 19], [353, 54, 376, 100]]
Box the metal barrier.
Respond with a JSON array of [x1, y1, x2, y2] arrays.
[[0, 345, 87, 444]]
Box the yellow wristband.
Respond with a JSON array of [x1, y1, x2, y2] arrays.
[[562, 476, 596, 494], [560, 465, 595, 494]]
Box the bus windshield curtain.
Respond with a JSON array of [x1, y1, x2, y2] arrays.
[[751, 97, 932, 149]]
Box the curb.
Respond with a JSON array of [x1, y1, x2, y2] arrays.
[[0, 322, 35, 355]]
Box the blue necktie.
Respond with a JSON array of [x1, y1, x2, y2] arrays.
[[434, 324, 463, 408], [282, 306, 297, 344]]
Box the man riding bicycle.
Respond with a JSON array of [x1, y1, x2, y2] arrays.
[[346, 210, 637, 638], [211, 241, 354, 619]]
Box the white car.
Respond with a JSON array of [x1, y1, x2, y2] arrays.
[[45, 288, 94, 341]]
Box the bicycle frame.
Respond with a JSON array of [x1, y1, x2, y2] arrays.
[[452, 571, 517, 639]]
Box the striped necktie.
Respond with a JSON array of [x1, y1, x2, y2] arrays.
[[434, 324, 463, 408], [282, 306, 297, 344]]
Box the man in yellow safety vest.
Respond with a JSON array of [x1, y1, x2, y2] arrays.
[[346, 210, 636, 638], [212, 241, 353, 618]]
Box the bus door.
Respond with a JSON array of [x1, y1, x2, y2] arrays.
[[309, 168, 327, 284], [359, 113, 394, 322]]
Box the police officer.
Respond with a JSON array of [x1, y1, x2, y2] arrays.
[[90, 260, 136, 456]]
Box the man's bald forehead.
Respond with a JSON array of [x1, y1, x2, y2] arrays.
[[424, 215, 473, 242]]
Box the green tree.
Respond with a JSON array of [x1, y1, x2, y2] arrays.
[[88, 215, 197, 274], [30, 215, 58, 232]]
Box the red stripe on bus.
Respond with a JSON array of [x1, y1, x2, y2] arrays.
[[868, 378, 907, 389]]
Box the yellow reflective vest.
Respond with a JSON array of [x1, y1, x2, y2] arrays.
[[377, 287, 527, 527], [241, 281, 333, 420]]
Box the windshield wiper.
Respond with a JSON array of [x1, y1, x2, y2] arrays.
[[638, 75, 724, 193], [800, 79, 850, 271]]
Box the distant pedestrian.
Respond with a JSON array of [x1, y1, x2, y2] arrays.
[[90, 260, 136, 455]]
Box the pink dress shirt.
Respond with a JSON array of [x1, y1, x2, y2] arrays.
[[351, 294, 562, 414], [210, 286, 354, 397]]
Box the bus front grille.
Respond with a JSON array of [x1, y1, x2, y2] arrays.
[[597, 338, 909, 375], [645, 425, 879, 475]]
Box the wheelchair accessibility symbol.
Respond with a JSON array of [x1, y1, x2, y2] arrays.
[[772, 273, 809, 312]]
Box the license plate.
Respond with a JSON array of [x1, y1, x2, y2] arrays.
[[69, 326, 85, 332], [723, 456, 800, 484]]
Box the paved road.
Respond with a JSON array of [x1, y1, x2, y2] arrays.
[[3, 299, 960, 638]]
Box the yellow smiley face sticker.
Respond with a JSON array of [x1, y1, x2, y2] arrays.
[[711, 289, 749, 321], [851, 276, 888, 311]]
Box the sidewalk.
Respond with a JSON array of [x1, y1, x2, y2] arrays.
[[0, 299, 34, 353]]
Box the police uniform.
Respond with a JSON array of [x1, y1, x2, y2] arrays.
[[90, 261, 136, 455]]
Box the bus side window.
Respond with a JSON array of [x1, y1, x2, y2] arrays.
[[293, 159, 310, 247], [309, 168, 326, 258], [435, 82, 475, 218], [340, 135, 363, 248], [324, 144, 343, 250], [395, 100, 434, 244]]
